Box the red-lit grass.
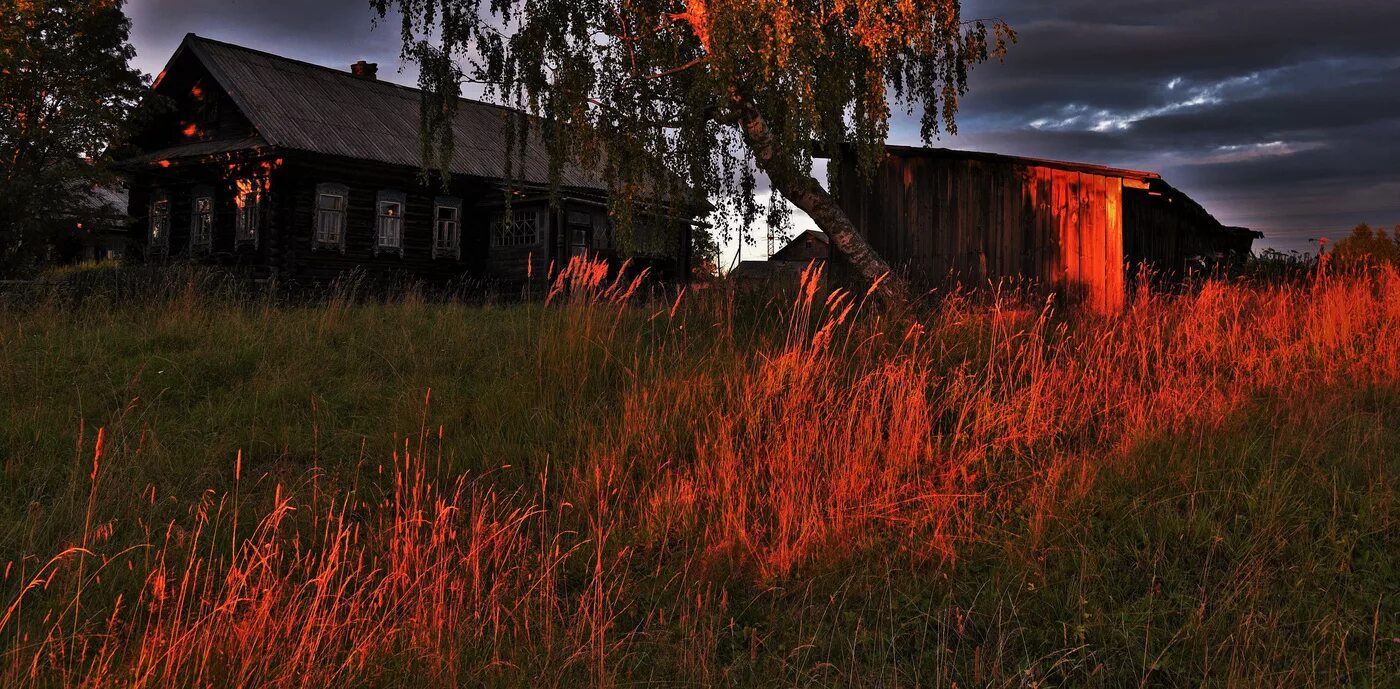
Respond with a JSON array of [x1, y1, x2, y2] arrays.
[[0, 260, 1396, 687]]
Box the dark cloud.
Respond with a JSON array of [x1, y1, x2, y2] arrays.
[[127, 1, 414, 84], [124, 0, 1400, 252], [927, 0, 1400, 251]]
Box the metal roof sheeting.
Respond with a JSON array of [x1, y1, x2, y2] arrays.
[[123, 135, 269, 166], [180, 35, 606, 191]]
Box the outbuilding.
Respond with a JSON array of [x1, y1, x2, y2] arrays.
[[832, 146, 1260, 311]]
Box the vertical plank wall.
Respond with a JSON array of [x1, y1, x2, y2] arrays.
[[837, 154, 1126, 313]]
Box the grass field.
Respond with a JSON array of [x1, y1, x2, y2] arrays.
[[0, 261, 1396, 687]]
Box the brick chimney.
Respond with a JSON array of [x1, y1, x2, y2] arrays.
[[350, 60, 378, 80]]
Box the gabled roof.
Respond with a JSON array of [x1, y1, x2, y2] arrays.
[[157, 34, 606, 190], [770, 229, 830, 262]]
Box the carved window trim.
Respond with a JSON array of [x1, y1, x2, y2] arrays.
[[313, 183, 348, 252], [375, 190, 406, 256], [433, 196, 462, 259], [235, 180, 261, 247], [149, 190, 170, 252], [189, 188, 214, 254]]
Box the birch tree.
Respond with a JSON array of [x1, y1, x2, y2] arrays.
[[372, 0, 1012, 302]]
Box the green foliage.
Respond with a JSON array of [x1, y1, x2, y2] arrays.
[[0, 0, 146, 274], [369, 0, 1012, 249], [1332, 223, 1400, 268]]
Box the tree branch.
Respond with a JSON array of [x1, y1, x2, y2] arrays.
[[641, 56, 708, 81], [726, 91, 910, 306]]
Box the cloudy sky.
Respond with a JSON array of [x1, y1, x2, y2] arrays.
[[126, 0, 1400, 256]]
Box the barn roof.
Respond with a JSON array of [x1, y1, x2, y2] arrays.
[[854, 144, 1259, 239], [770, 230, 830, 262], [875, 144, 1161, 183], [153, 34, 606, 190]]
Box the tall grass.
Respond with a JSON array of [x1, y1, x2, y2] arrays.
[[0, 260, 1396, 687]]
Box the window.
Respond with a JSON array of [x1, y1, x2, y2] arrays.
[[235, 180, 260, 245], [375, 190, 406, 255], [149, 193, 170, 249], [491, 208, 544, 248], [591, 212, 611, 251], [567, 210, 591, 258], [190, 192, 213, 253], [433, 197, 461, 259], [314, 183, 348, 251]]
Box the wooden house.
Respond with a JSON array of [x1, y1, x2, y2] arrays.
[[729, 229, 831, 280], [121, 34, 696, 287], [768, 230, 832, 264], [833, 146, 1260, 312]]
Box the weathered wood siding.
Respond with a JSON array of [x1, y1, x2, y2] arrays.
[[141, 52, 257, 150], [273, 153, 585, 285], [277, 154, 488, 285], [837, 153, 1126, 313], [125, 154, 279, 275], [1122, 183, 1255, 282]]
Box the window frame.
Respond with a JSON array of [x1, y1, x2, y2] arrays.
[[313, 183, 349, 252], [234, 180, 261, 247], [374, 190, 407, 256], [433, 196, 462, 259], [490, 207, 546, 249], [189, 188, 214, 254], [149, 191, 170, 251], [591, 212, 611, 252]]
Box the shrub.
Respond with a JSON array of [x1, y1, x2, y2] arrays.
[[1331, 223, 1400, 268]]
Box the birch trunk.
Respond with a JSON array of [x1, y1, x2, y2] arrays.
[[731, 96, 911, 306]]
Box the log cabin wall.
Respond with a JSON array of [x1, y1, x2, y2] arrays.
[[127, 149, 673, 289], [277, 153, 493, 285], [125, 153, 281, 276], [836, 150, 1128, 313]]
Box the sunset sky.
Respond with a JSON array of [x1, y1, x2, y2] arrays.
[[124, 0, 1400, 256]]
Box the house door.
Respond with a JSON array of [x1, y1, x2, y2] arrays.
[[567, 210, 592, 258]]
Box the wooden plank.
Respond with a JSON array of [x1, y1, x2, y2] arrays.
[[936, 160, 952, 280], [1105, 176, 1125, 311], [1037, 167, 1053, 289], [1005, 166, 1019, 280], [977, 160, 992, 283], [1024, 166, 1034, 282], [951, 161, 965, 281], [1075, 172, 1086, 303], [1093, 174, 1110, 311], [1081, 174, 1100, 310], [918, 157, 934, 280], [919, 157, 933, 282], [1057, 171, 1076, 298], [991, 166, 1003, 280]]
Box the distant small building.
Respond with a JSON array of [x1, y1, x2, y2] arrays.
[[770, 230, 831, 263], [49, 185, 130, 264], [729, 229, 831, 281], [832, 146, 1261, 311]]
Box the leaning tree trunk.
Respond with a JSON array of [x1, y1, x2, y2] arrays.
[[731, 95, 911, 307]]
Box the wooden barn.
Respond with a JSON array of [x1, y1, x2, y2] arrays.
[[730, 229, 831, 280], [833, 145, 1260, 312], [121, 34, 696, 287]]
